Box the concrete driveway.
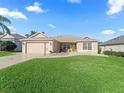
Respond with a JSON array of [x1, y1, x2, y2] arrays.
[[0, 53, 45, 69], [0, 53, 106, 69], [0, 53, 72, 69]]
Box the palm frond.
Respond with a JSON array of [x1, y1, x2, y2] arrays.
[[0, 23, 11, 34], [0, 15, 11, 24]]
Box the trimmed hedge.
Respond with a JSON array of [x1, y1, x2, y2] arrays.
[[103, 51, 124, 57]]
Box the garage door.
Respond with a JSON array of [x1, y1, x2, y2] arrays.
[[27, 43, 45, 55]]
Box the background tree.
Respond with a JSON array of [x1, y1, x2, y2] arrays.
[[0, 32, 3, 35], [0, 15, 11, 34], [25, 30, 37, 37]]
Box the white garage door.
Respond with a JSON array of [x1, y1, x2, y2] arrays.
[[27, 42, 45, 55]]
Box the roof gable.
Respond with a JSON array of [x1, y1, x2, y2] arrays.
[[29, 32, 47, 38], [78, 37, 98, 42], [1, 34, 14, 39]]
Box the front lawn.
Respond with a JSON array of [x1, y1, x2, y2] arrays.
[[0, 52, 15, 57], [0, 56, 124, 93]]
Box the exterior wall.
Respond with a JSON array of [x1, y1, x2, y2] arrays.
[[23, 40, 98, 55], [52, 41, 60, 53], [100, 44, 124, 53], [22, 41, 26, 54], [46, 41, 53, 54], [77, 41, 98, 54]]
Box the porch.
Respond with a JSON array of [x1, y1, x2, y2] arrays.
[[60, 43, 77, 52]]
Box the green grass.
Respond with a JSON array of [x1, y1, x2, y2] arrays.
[[0, 56, 124, 93], [0, 52, 15, 57]]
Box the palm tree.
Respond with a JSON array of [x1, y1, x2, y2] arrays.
[[0, 15, 11, 34], [25, 30, 37, 37]]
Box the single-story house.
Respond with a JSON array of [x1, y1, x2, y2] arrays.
[[100, 35, 124, 53], [0, 33, 25, 51], [21, 32, 98, 55]]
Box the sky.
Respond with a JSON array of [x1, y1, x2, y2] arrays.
[[0, 0, 124, 41]]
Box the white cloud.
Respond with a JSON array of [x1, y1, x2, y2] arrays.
[[107, 0, 124, 15], [101, 29, 116, 35], [48, 24, 56, 29], [67, 0, 81, 4], [0, 8, 27, 20], [25, 2, 44, 13], [7, 26, 16, 31], [119, 28, 124, 31]]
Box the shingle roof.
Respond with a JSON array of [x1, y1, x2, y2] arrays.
[[11, 33, 25, 39], [21, 32, 98, 42], [53, 35, 81, 43], [100, 35, 124, 46]]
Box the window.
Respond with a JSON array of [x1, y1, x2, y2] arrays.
[[83, 42, 92, 50], [88, 43, 92, 50], [83, 43, 87, 50]]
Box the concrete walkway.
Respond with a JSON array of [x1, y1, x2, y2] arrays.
[[0, 53, 107, 69]]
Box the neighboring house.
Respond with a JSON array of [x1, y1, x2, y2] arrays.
[[0, 33, 25, 51], [100, 35, 124, 53], [21, 32, 98, 55]]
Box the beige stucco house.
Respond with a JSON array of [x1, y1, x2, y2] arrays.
[[21, 32, 98, 55]]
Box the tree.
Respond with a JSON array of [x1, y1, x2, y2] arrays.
[[0, 15, 11, 34], [0, 32, 3, 35], [25, 30, 37, 37]]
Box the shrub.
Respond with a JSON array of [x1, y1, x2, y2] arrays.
[[103, 51, 112, 55], [103, 51, 124, 57], [0, 41, 17, 51]]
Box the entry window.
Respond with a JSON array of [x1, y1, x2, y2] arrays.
[[63, 43, 70, 49], [83, 42, 92, 50]]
